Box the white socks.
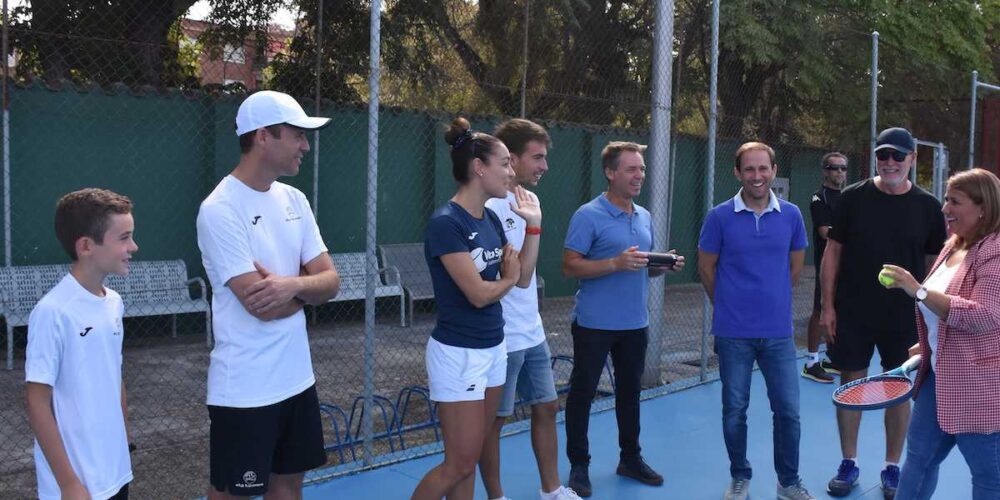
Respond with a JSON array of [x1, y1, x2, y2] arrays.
[[540, 486, 567, 500], [807, 351, 820, 367]]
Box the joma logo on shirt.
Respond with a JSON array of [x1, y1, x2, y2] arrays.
[[79, 327, 93, 337]]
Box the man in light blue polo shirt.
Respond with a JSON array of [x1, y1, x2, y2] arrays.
[[562, 141, 685, 497], [697, 142, 814, 500]]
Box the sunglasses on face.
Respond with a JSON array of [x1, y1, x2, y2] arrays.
[[823, 165, 848, 172], [875, 149, 908, 162]]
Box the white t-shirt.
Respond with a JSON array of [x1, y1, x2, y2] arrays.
[[197, 175, 328, 407], [485, 191, 545, 352], [919, 260, 961, 371], [25, 274, 132, 500]]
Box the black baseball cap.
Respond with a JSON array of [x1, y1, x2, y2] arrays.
[[874, 127, 915, 153]]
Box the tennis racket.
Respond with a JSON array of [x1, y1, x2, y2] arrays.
[[831, 355, 922, 410]]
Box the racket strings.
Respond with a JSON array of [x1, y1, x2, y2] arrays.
[[834, 378, 912, 405]]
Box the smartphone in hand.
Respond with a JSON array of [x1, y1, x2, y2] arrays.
[[647, 252, 677, 269]]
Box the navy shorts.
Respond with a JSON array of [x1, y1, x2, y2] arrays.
[[208, 385, 327, 496]]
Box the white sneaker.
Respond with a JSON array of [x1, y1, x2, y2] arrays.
[[724, 477, 750, 500], [540, 486, 583, 500], [777, 480, 815, 500]]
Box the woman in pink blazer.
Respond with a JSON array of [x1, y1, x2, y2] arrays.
[[879, 168, 1000, 500]]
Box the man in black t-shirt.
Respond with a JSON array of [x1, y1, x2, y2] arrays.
[[803, 152, 848, 384], [820, 128, 946, 499]]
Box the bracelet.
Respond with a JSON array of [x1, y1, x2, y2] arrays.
[[525, 226, 542, 235]]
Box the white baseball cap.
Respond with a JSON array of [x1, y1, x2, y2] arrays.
[[235, 90, 331, 136]]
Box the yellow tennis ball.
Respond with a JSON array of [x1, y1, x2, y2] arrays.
[[878, 269, 895, 287]]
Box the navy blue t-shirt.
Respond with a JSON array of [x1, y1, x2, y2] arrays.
[[425, 201, 508, 348]]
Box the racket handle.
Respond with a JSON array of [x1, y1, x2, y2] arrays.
[[892, 354, 922, 375]]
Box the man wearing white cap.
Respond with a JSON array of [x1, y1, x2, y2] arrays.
[[196, 91, 341, 499]]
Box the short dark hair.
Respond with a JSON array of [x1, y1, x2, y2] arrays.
[[494, 119, 550, 156], [734, 142, 776, 170], [444, 117, 503, 184], [54, 188, 133, 260], [238, 124, 283, 154], [821, 152, 848, 167], [601, 141, 646, 172]]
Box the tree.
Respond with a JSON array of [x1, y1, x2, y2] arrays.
[[264, 0, 370, 104], [12, 0, 199, 86], [676, 0, 998, 157]]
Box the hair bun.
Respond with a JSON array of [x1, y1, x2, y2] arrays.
[[444, 117, 472, 146]]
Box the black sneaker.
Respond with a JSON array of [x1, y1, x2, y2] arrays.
[[828, 459, 859, 497], [568, 464, 592, 497], [881, 464, 899, 499], [802, 362, 835, 383], [820, 359, 841, 375], [616, 456, 664, 486]]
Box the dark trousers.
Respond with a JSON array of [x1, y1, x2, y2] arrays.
[[565, 321, 648, 466]]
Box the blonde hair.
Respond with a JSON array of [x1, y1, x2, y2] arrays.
[[946, 168, 1000, 249]]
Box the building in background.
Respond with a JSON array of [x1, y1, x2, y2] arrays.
[[179, 18, 292, 91]]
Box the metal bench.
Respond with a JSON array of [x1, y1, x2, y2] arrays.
[[0, 264, 69, 370], [377, 243, 432, 327], [0, 259, 211, 369], [378, 243, 546, 327], [106, 260, 211, 346], [310, 252, 405, 327]]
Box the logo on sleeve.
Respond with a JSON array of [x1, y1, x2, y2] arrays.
[[79, 326, 93, 337], [251, 215, 261, 225], [468, 232, 478, 240], [504, 218, 516, 231], [285, 206, 302, 222]]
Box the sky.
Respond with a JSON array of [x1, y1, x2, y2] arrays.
[[8, 0, 300, 30], [187, 0, 300, 30]]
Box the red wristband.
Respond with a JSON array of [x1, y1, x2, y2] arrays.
[[525, 226, 542, 235]]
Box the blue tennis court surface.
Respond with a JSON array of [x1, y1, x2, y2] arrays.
[[306, 356, 971, 499]]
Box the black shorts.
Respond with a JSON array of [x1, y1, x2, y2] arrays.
[[827, 325, 916, 373], [109, 483, 128, 500], [208, 385, 327, 496]]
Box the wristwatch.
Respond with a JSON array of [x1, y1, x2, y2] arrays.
[[915, 286, 928, 302]]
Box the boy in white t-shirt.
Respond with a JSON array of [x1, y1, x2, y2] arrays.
[[196, 91, 341, 499], [25, 188, 139, 500], [481, 119, 581, 500]]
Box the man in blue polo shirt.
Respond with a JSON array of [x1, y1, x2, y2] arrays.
[[697, 142, 814, 500], [562, 141, 685, 497]]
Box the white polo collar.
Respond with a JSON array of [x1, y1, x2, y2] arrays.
[[733, 189, 781, 214]]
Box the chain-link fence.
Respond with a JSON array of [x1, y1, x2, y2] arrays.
[[1, 1, 997, 498]]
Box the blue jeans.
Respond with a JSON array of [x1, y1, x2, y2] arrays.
[[714, 336, 801, 487], [496, 340, 558, 417], [897, 371, 1000, 500]]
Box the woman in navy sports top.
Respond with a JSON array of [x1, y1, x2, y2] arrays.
[[411, 117, 541, 499]]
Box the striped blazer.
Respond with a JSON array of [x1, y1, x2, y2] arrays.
[[914, 232, 1000, 434]]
